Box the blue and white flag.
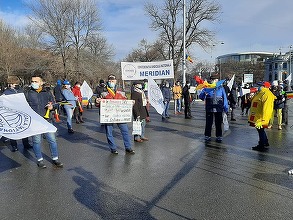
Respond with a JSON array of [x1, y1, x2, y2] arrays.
[[147, 77, 164, 115], [0, 93, 57, 140]]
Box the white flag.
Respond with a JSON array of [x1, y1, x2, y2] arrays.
[[285, 73, 292, 85], [0, 93, 57, 140], [147, 77, 164, 115], [81, 80, 93, 100], [227, 74, 235, 90]]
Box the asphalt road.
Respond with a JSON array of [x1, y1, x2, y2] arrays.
[[1, 100, 293, 220]]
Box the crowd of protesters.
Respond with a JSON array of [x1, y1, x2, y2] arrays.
[[1, 73, 292, 169]]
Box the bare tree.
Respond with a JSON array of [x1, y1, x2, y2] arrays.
[[145, 0, 221, 78]]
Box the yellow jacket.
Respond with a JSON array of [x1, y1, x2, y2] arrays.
[[173, 85, 182, 99], [248, 87, 276, 128]]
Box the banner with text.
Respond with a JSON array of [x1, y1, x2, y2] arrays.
[[121, 60, 174, 80], [100, 99, 133, 123]]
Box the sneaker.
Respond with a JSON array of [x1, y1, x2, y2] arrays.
[[53, 160, 63, 168], [125, 149, 135, 154], [110, 150, 118, 154], [37, 160, 47, 169], [216, 137, 223, 143], [11, 146, 18, 152], [278, 125, 282, 130], [205, 136, 211, 141], [68, 129, 74, 134]]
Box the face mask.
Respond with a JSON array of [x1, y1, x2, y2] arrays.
[[187, 83, 190, 86], [31, 82, 40, 90], [108, 82, 115, 88], [66, 85, 71, 89], [76, 85, 81, 88], [136, 84, 142, 89]]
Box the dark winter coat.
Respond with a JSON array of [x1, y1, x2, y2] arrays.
[[25, 87, 55, 116], [131, 90, 148, 120]]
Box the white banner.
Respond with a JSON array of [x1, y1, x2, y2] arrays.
[[227, 74, 235, 90], [147, 77, 164, 115], [121, 60, 174, 80], [0, 93, 57, 140], [100, 99, 133, 123], [243, 74, 253, 83], [81, 80, 93, 100]]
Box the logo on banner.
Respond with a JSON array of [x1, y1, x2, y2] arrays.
[[0, 106, 31, 134], [122, 64, 137, 79], [149, 85, 163, 105]]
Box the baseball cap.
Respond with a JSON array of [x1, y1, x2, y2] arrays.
[[257, 81, 271, 88], [108, 74, 116, 80], [63, 80, 70, 85]]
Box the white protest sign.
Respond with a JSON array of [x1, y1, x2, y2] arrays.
[[121, 60, 174, 80], [100, 99, 133, 123]]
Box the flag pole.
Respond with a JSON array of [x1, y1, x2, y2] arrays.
[[182, 0, 186, 85]]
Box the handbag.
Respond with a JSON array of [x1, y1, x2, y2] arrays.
[[132, 119, 142, 135], [223, 112, 229, 131]]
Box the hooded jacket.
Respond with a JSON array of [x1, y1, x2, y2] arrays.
[[248, 87, 276, 127]]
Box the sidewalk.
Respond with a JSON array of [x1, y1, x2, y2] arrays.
[[1, 100, 293, 220]]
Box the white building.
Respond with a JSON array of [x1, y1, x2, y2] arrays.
[[264, 51, 293, 83]]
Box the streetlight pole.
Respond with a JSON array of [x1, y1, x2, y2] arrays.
[[182, 0, 186, 85], [290, 45, 292, 75]]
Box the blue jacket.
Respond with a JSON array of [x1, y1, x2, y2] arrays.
[[199, 86, 229, 113], [61, 89, 77, 108], [3, 87, 23, 95]]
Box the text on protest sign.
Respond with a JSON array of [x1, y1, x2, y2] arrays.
[[121, 60, 174, 80], [100, 99, 133, 123]]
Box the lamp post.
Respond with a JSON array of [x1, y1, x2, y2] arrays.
[[182, 0, 186, 85], [290, 45, 292, 75]]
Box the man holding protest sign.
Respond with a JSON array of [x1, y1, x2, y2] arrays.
[[96, 74, 135, 155]]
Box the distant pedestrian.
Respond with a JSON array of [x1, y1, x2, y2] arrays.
[[96, 74, 135, 155], [228, 82, 237, 121], [248, 81, 275, 151], [131, 81, 149, 143], [25, 75, 63, 168], [161, 81, 171, 120], [72, 82, 84, 124], [182, 81, 192, 119], [199, 74, 229, 143], [61, 80, 76, 133], [173, 80, 183, 114]]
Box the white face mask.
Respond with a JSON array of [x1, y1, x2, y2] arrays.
[[136, 84, 142, 89], [31, 82, 40, 90], [65, 85, 71, 89]]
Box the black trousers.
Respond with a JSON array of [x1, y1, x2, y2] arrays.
[[184, 101, 191, 117], [204, 112, 223, 137]]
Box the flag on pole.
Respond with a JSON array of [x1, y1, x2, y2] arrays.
[[147, 77, 164, 115], [285, 73, 292, 85], [0, 93, 57, 140], [227, 74, 235, 90], [186, 54, 193, 63], [81, 80, 93, 100]]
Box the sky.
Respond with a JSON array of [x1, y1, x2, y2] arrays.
[[1, 0, 293, 63]]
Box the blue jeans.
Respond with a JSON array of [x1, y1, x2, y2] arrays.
[[134, 119, 146, 140], [175, 99, 181, 112], [163, 101, 170, 117], [105, 123, 132, 151], [32, 132, 59, 161], [64, 105, 74, 129]]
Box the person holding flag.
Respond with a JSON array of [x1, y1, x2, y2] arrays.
[[96, 74, 135, 155], [25, 75, 63, 168], [72, 82, 84, 124], [199, 74, 229, 143]]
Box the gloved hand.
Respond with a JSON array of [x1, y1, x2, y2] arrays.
[[255, 120, 263, 129]]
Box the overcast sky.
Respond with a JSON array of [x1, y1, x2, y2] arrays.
[[1, 0, 293, 62]]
